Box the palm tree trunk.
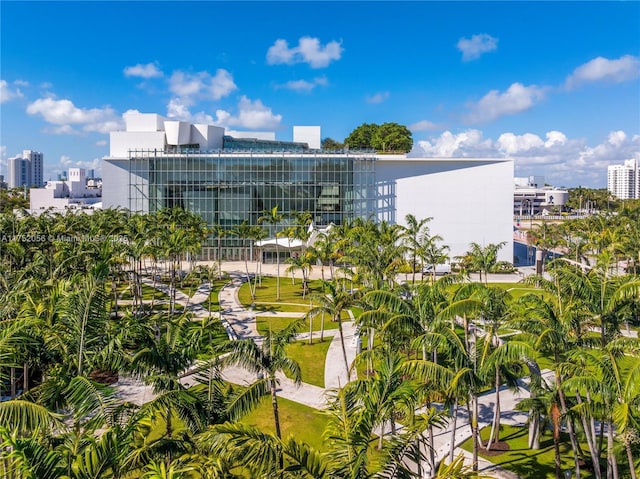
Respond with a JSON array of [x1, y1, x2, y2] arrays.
[[471, 393, 479, 473], [556, 374, 581, 478], [576, 393, 602, 479], [276, 244, 281, 301], [552, 402, 562, 479], [625, 440, 637, 479], [449, 398, 459, 463], [22, 363, 28, 393], [607, 420, 619, 479], [487, 366, 501, 450], [271, 380, 282, 439], [337, 317, 350, 382], [320, 311, 325, 342]]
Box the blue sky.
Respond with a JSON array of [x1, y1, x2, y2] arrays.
[[1, 1, 639, 187]]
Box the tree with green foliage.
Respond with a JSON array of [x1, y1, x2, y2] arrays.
[[344, 122, 413, 153], [321, 137, 344, 151]]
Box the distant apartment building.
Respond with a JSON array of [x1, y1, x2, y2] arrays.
[[607, 159, 639, 200], [513, 176, 568, 215], [7, 150, 44, 188], [29, 167, 101, 212]]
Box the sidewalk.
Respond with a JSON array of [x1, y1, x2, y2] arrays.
[[125, 266, 529, 478]]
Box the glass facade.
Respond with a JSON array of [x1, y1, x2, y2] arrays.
[[125, 150, 377, 259]]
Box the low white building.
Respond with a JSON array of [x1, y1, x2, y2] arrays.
[[513, 176, 568, 215], [29, 168, 101, 212], [102, 112, 514, 263]]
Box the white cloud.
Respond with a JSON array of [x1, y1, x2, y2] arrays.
[[214, 96, 282, 130], [169, 69, 237, 101], [366, 91, 390, 104], [456, 33, 498, 61], [26, 97, 124, 134], [411, 129, 639, 187], [0, 145, 6, 160], [274, 76, 328, 92], [96, 140, 107, 147], [267, 37, 343, 68], [123, 62, 163, 78], [565, 55, 640, 89], [0, 80, 24, 103], [464, 82, 546, 123], [409, 120, 441, 132]]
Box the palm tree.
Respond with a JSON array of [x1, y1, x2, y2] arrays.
[[307, 280, 358, 382], [401, 214, 433, 284], [258, 205, 284, 301], [465, 242, 506, 284], [220, 317, 304, 439]]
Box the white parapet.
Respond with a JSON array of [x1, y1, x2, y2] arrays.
[[165, 120, 192, 145]]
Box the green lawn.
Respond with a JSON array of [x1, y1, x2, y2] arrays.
[[286, 339, 332, 387], [461, 425, 586, 478], [461, 424, 639, 479], [238, 276, 324, 308], [255, 315, 338, 335], [240, 395, 330, 451]]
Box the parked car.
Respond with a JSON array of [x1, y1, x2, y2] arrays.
[[422, 264, 451, 276]]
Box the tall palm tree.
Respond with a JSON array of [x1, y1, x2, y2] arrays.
[[220, 317, 304, 439], [307, 280, 358, 382], [258, 205, 284, 301], [401, 214, 433, 284], [465, 242, 506, 284]]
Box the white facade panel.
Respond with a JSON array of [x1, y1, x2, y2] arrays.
[[125, 113, 165, 132], [293, 126, 321, 149], [110, 131, 166, 157], [102, 159, 134, 209], [375, 157, 514, 263], [192, 124, 224, 150], [164, 120, 192, 145]]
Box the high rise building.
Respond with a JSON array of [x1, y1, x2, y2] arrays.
[[7, 150, 44, 188], [607, 159, 639, 200]]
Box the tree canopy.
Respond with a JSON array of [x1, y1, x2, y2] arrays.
[[344, 122, 413, 153]]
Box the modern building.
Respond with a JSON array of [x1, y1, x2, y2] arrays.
[[607, 159, 639, 200], [29, 167, 101, 212], [513, 176, 568, 215], [7, 150, 44, 189], [102, 113, 514, 262]]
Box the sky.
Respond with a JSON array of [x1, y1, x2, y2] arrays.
[[1, 1, 639, 188]]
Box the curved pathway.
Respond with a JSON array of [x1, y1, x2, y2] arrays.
[[131, 268, 528, 477], [216, 273, 358, 409]]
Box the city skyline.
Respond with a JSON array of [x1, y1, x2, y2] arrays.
[[1, 1, 639, 188]]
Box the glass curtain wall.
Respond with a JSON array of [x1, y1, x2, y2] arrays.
[[128, 150, 376, 259]]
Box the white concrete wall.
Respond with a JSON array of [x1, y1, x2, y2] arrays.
[[375, 157, 514, 262], [125, 113, 165, 132], [164, 120, 191, 145], [193, 124, 224, 150], [293, 126, 321, 149], [102, 159, 134, 209], [110, 131, 166, 157]]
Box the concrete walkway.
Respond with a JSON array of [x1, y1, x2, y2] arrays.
[[129, 263, 533, 477]]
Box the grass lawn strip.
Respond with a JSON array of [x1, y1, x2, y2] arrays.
[[240, 395, 329, 451], [255, 315, 339, 335], [285, 340, 332, 388]]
